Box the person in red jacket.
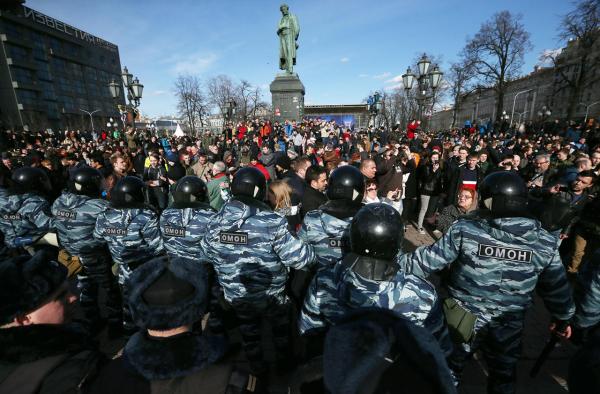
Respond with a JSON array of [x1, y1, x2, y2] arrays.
[[249, 154, 270, 181]]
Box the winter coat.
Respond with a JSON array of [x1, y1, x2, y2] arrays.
[[0, 325, 104, 394]]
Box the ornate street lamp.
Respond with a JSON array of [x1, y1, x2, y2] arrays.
[[401, 67, 416, 90], [417, 54, 431, 77], [108, 80, 121, 100], [402, 54, 443, 124], [108, 66, 143, 129]]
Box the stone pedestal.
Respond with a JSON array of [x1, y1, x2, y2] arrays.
[[270, 73, 305, 123]]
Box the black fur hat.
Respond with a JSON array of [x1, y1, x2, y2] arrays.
[[0, 251, 67, 325], [323, 309, 456, 394], [127, 256, 208, 330]]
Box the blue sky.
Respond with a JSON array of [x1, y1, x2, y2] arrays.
[[28, 0, 573, 117]]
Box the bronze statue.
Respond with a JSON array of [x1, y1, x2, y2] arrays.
[[277, 4, 299, 74]]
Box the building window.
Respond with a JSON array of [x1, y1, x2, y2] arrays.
[[6, 44, 29, 62], [36, 60, 52, 81], [3, 22, 21, 38], [33, 40, 46, 60], [16, 89, 38, 105], [11, 66, 34, 83]]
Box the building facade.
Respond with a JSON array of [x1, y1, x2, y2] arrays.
[[430, 34, 600, 131], [0, 4, 124, 132]]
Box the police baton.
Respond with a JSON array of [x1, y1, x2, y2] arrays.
[[529, 320, 569, 377]]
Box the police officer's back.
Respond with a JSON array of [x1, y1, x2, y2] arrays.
[[298, 166, 364, 334], [201, 167, 315, 306], [200, 167, 315, 376], [52, 167, 109, 257], [94, 176, 163, 285], [334, 203, 451, 355], [160, 176, 215, 263], [52, 167, 120, 332], [399, 171, 575, 394], [0, 167, 54, 250]]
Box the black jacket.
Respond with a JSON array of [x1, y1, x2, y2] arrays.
[[417, 164, 443, 196], [88, 331, 252, 394], [0, 324, 104, 394], [301, 186, 327, 218]]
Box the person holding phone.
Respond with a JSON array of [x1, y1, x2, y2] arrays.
[[416, 152, 444, 234]]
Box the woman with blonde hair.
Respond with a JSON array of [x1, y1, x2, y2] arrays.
[[267, 180, 296, 231]]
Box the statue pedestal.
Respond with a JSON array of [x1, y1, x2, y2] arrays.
[[270, 73, 305, 123]]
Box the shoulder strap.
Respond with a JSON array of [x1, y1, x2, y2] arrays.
[[0, 354, 69, 394], [150, 362, 257, 394]]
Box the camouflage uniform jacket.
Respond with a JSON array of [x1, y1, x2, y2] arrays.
[[0, 193, 54, 248], [200, 197, 315, 306], [574, 248, 600, 329], [159, 204, 215, 263], [399, 215, 575, 322], [297, 202, 358, 334], [93, 206, 163, 283], [51, 192, 109, 257], [334, 253, 452, 355]]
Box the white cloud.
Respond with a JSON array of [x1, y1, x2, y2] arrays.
[[385, 74, 403, 84], [340, 57, 350, 63], [169, 52, 218, 75], [150, 90, 168, 96], [384, 83, 403, 91], [373, 72, 391, 80]]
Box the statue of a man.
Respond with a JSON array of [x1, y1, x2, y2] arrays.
[[277, 3, 299, 74]]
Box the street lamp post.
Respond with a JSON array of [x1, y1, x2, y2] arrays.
[[79, 108, 100, 132], [225, 99, 237, 123], [402, 54, 443, 124], [537, 106, 552, 123], [108, 66, 144, 129], [367, 91, 382, 127], [516, 111, 529, 126], [106, 117, 118, 134], [580, 101, 600, 123], [510, 89, 533, 128]]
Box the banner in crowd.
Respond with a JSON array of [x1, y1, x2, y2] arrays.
[[304, 115, 356, 130]]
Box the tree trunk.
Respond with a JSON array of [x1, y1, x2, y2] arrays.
[[495, 86, 505, 122], [566, 57, 586, 120]]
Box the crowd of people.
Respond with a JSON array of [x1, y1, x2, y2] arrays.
[[0, 116, 599, 393]]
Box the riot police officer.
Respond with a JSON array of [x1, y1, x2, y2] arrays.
[[334, 203, 451, 356], [160, 176, 215, 263], [0, 167, 54, 253], [93, 176, 163, 331], [399, 171, 575, 394], [51, 166, 120, 333], [298, 165, 364, 335], [200, 167, 315, 376]]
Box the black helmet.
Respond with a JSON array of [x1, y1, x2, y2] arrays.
[[173, 176, 208, 205], [479, 172, 528, 218], [111, 176, 145, 208], [350, 203, 403, 261], [231, 167, 266, 201], [69, 167, 103, 197], [327, 166, 365, 204], [11, 167, 51, 195]]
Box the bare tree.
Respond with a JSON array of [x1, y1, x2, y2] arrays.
[[206, 75, 238, 119], [462, 11, 532, 121], [173, 75, 208, 134], [248, 86, 268, 119], [447, 61, 475, 127], [553, 0, 600, 119]]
